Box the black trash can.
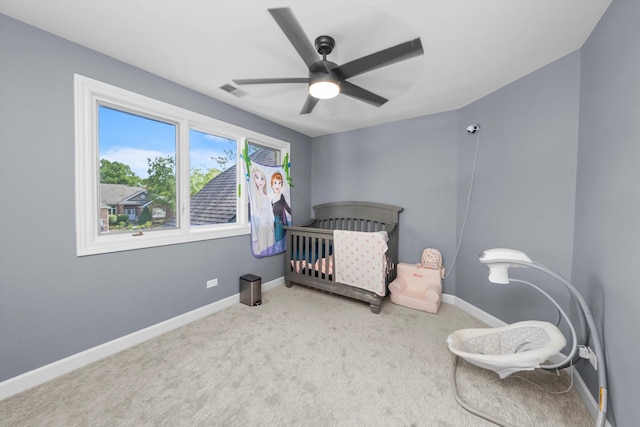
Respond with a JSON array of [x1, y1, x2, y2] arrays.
[[240, 274, 261, 306]]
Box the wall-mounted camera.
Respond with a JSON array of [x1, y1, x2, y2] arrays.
[[466, 124, 481, 134]]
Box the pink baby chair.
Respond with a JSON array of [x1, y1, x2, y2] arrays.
[[389, 248, 444, 314]]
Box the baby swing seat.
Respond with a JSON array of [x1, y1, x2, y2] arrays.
[[446, 320, 566, 379], [447, 248, 608, 427]]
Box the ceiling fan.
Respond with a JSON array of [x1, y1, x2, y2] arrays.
[[232, 7, 424, 114]]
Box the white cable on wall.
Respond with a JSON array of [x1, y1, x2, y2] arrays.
[[444, 128, 481, 280]]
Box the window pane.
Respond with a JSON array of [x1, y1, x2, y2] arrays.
[[76, 75, 291, 256], [98, 105, 177, 234], [189, 130, 237, 226], [247, 141, 279, 167]]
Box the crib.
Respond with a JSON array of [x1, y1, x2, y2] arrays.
[[284, 201, 403, 313]]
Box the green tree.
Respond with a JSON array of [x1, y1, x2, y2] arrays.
[[139, 206, 152, 225], [190, 167, 221, 197], [145, 156, 176, 216], [100, 159, 142, 186], [212, 148, 235, 171]]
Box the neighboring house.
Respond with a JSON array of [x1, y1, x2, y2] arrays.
[[99, 183, 153, 231], [190, 148, 277, 225], [100, 148, 277, 232]]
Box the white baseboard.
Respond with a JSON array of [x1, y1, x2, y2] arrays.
[[442, 293, 507, 327], [442, 293, 611, 427], [571, 365, 613, 427], [0, 277, 284, 401]]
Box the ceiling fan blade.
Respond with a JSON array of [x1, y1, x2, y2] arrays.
[[269, 8, 319, 69], [340, 81, 388, 107], [300, 95, 319, 114], [334, 38, 424, 80], [233, 78, 309, 85]]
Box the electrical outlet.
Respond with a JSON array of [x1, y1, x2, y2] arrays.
[[579, 345, 598, 370], [206, 278, 218, 288], [587, 346, 598, 370], [578, 345, 589, 359]]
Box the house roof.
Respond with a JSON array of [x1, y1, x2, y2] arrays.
[[100, 184, 147, 205], [124, 191, 152, 208], [100, 149, 277, 224], [190, 149, 277, 225]]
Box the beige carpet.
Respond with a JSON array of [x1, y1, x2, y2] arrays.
[[1, 285, 593, 426]]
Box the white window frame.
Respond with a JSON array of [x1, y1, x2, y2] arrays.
[[74, 74, 290, 256]]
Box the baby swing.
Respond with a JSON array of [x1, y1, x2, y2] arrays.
[[447, 248, 608, 427]]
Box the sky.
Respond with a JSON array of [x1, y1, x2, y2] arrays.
[[98, 106, 235, 179]]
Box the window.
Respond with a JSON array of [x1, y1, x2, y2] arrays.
[[75, 75, 290, 256]]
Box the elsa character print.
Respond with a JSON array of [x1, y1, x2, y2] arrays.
[[250, 164, 274, 255]]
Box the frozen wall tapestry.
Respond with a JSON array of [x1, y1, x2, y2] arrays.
[[243, 150, 292, 257]]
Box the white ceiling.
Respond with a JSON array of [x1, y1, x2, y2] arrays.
[[0, 0, 611, 137]]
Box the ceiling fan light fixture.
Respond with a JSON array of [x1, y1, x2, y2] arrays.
[[309, 80, 340, 99], [232, 8, 424, 113]]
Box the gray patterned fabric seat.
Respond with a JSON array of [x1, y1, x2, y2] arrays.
[[447, 320, 566, 378]]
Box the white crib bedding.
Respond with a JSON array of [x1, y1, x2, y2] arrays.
[[333, 230, 389, 296]]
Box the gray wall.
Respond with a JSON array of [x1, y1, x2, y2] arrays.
[[311, 112, 461, 290], [455, 51, 581, 324], [312, 51, 581, 310], [311, 2, 638, 425], [0, 15, 312, 381], [572, 1, 640, 426]]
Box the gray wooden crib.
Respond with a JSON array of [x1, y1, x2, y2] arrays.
[[284, 201, 403, 313]]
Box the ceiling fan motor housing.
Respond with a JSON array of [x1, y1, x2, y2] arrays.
[[309, 60, 337, 75], [314, 35, 335, 57]]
